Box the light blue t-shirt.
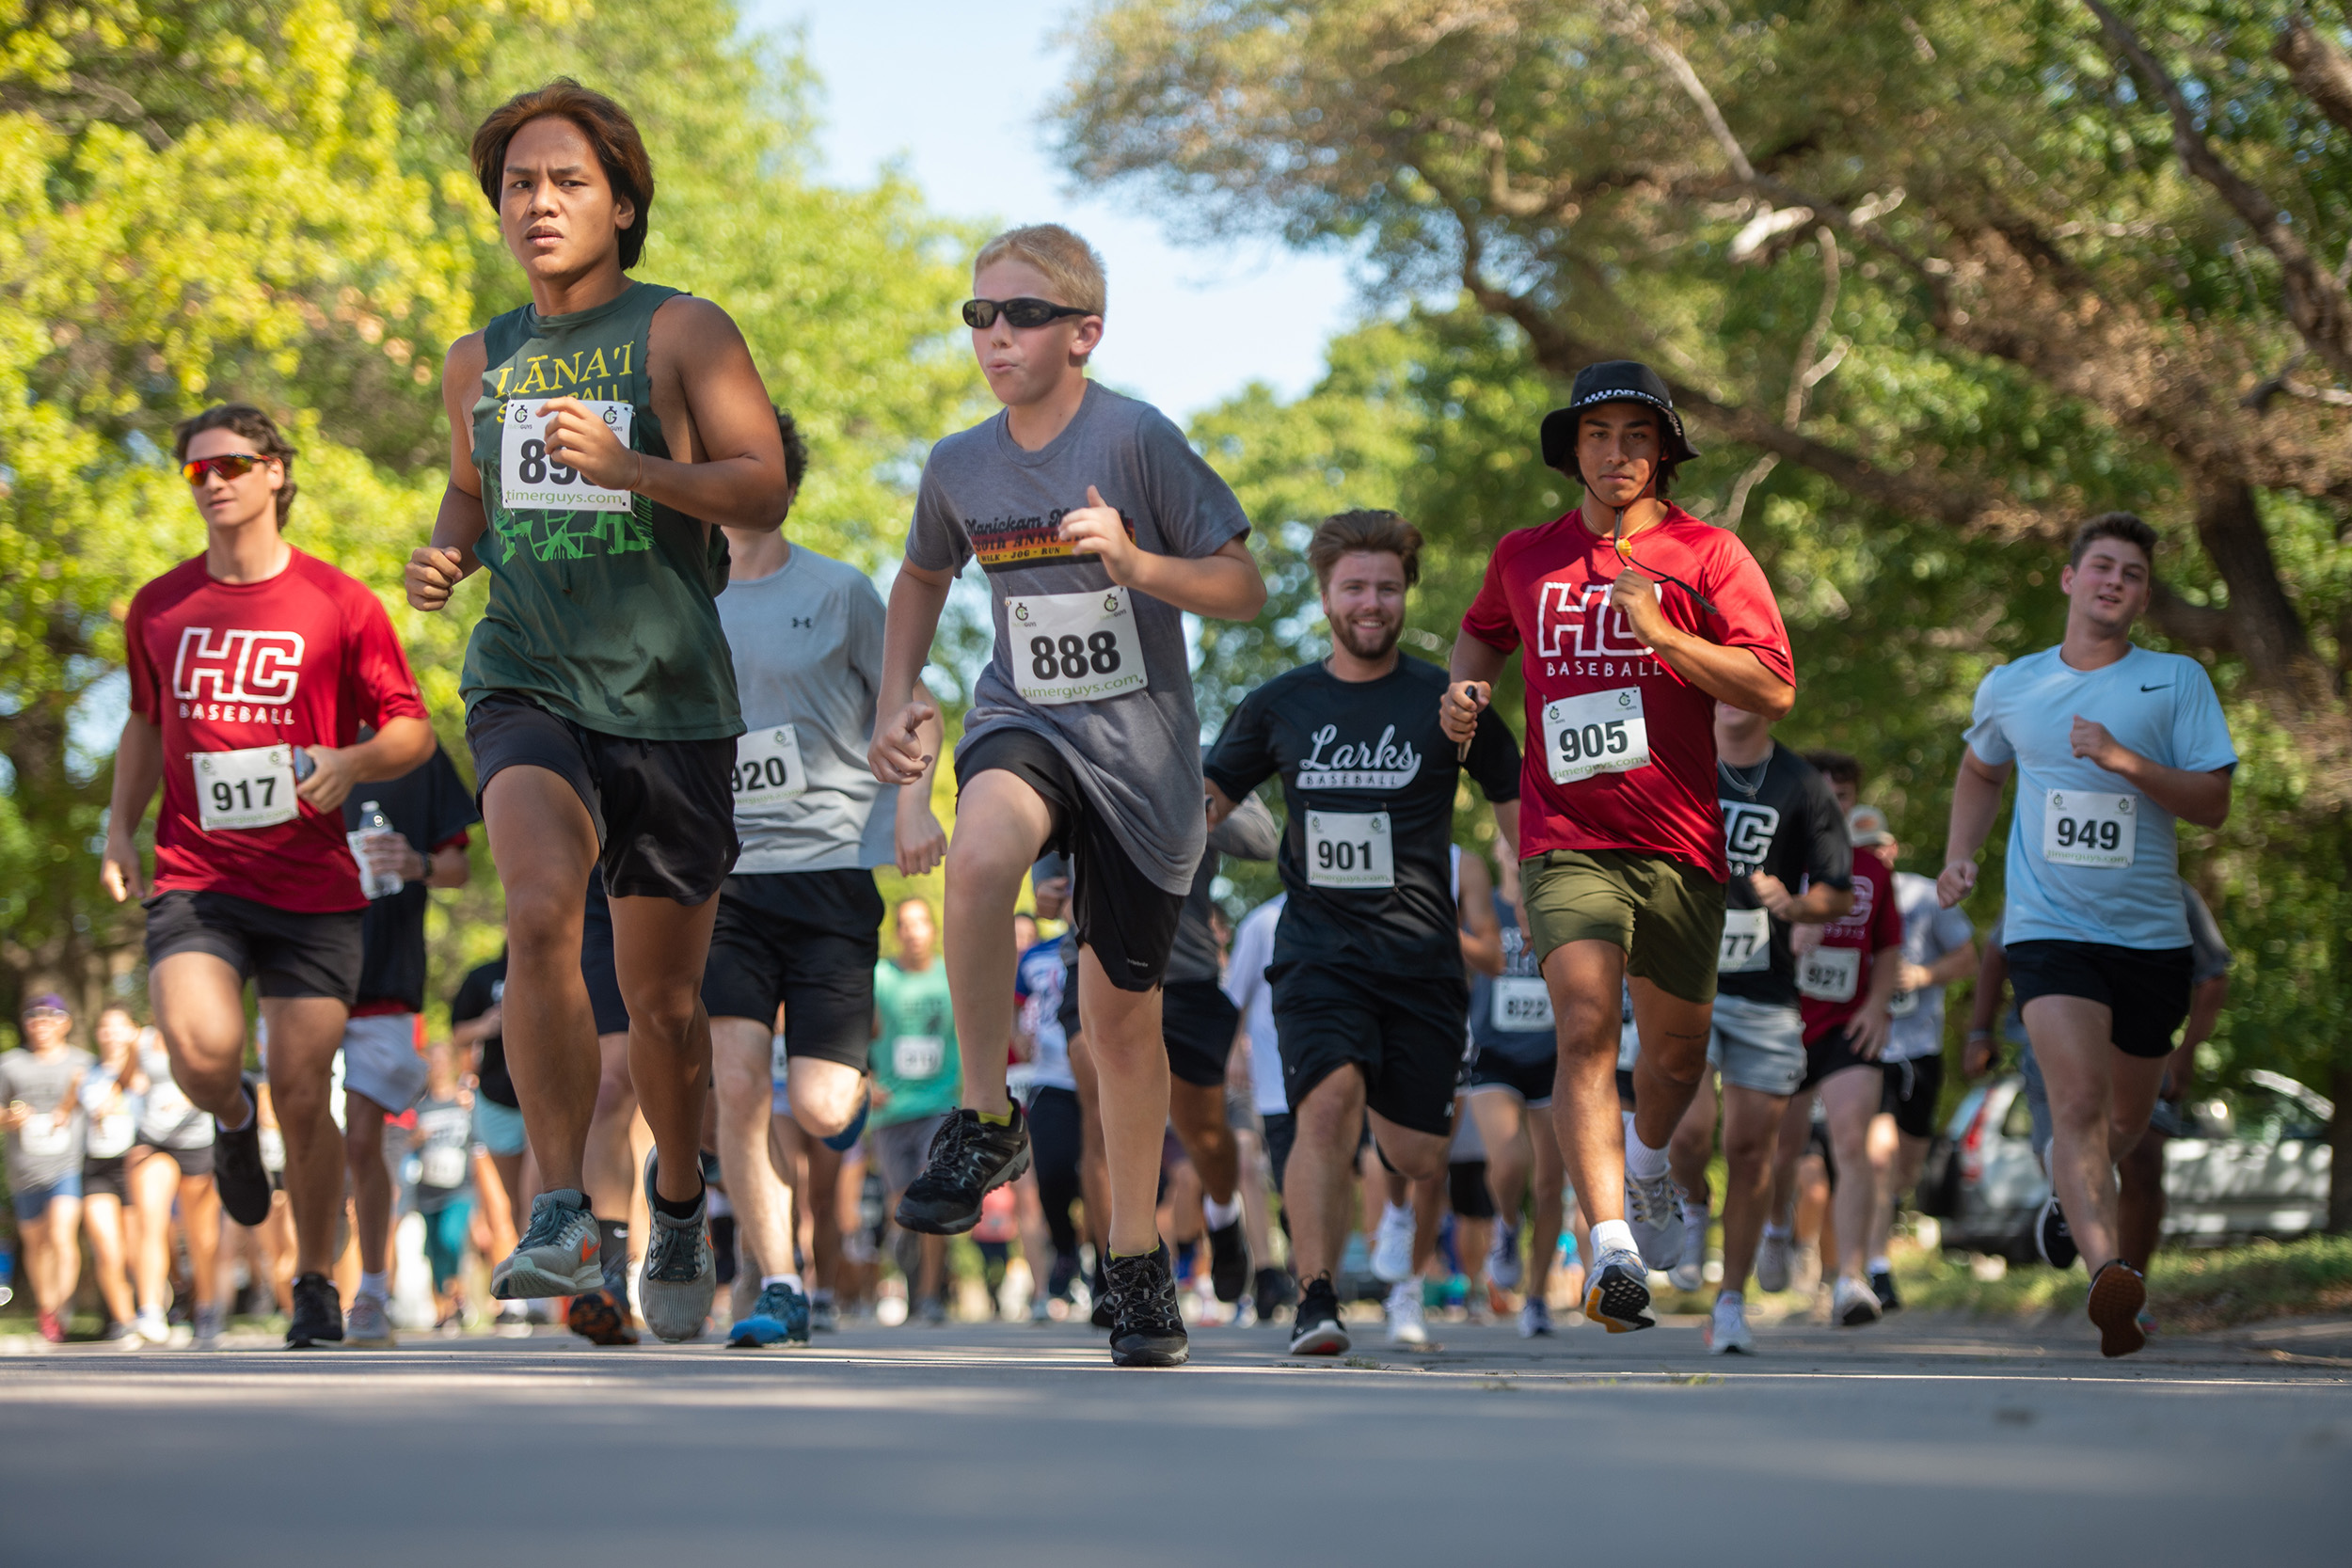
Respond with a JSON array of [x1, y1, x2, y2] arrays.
[[1963, 644, 2235, 950]]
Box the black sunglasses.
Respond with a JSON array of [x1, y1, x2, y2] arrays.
[[961, 297, 1092, 330], [181, 452, 270, 484]]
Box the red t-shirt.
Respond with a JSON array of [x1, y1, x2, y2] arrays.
[[1459, 506, 1793, 879], [1799, 851, 1902, 1044], [125, 549, 428, 913]]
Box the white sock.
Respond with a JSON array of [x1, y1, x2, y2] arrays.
[[1717, 1288, 1743, 1307], [1591, 1219, 1636, 1259], [358, 1271, 387, 1302], [760, 1273, 803, 1295], [1202, 1192, 1244, 1229], [1762, 1221, 1792, 1240], [810, 1288, 834, 1306], [1868, 1255, 1891, 1275], [1624, 1131, 1670, 1181]]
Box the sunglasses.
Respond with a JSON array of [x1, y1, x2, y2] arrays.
[[961, 297, 1092, 330], [23, 1008, 67, 1022], [181, 452, 271, 484]]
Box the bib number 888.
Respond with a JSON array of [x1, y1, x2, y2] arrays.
[[1029, 632, 1122, 681]]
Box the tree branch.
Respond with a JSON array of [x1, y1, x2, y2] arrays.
[[2275, 15, 2352, 139]]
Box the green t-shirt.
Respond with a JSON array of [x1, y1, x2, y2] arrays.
[[870, 958, 959, 1128], [462, 279, 741, 740]]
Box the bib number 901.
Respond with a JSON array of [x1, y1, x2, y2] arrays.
[[1306, 811, 1394, 890]]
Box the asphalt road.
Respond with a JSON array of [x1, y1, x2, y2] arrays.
[[4, 1310, 2346, 1566]]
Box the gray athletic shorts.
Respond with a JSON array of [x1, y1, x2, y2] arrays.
[[870, 1114, 949, 1196], [1707, 994, 1805, 1098]]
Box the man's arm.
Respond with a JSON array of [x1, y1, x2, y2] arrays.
[[101, 715, 167, 902], [1457, 852, 1504, 977], [1900, 941, 1979, 996], [1963, 932, 2009, 1076], [1609, 569, 1792, 719], [408, 336, 492, 611], [1057, 492, 1265, 621], [1846, 942, 1905, 1060], [892, 675, 950, 876], [299, 717, 436, 815], [2164, 974, 2227, 1102], [1751, 875, 1854, 926], [1206, 792, 1279, 859], [870, 563, 954, 786], [2069, 718, 2233, 830], [1938, 747, 2012, 908], [1440, 634, 1510, 747]]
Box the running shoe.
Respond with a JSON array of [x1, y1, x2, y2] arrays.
[[285, 1272, 344, 1348], [1487, 1219, 1523, 1292], [1869, 1266, 1902, 1313], [134, 1307, 171, 1346], [1582, 1246, 1657, 1333], [566, 1286, 639, 1346], [1207, 1215, 1250, 1304], [915, 1294, 947, 1326], [1755, 1228, 1793, 1293], [194, 1304, 224, 1344], [101, 1320, 134, 1343], [495, 1302, 532, 1338], [1669, 1210, 1708, 1293], [809, 1295, 840, 1334], [211, 1075, 273, 1227], [2137, 1307, 2158, 1337], [1370, 1204, 1415, 1284], [344, 1292, 394, 1348], [2036, 1195, 2078, 1271], [820, 1088, 871, 1153], [1252, 1266, 1295, 1323], [1833, 1275, 1882, 1327], [1106, 1243, 1189, 1368], [1384, 1279, 1428, 1347], [895, 1102, 1031, 1235], [490, 1188, 603, 1301], [728, 1280, 812, 1347], [1706, 1295, 1756, 1354], [2087, 1260, 2147, 1358], [38, 1309, 65, 1344], [1518, 1298, 1554, 1338], [1288, 1275, 1350, 1356], [1624, 1169, 1685, 1272], [1089, 1259, 1115, 1330], [639, 1150, 716, 1343]]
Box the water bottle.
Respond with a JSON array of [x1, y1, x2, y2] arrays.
[[347, 801, 404, 899]]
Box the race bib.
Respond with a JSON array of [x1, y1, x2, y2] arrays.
[[195, 746, 299, 832], [20, 1115, 72, 1157], [892, 1035, 946, 1080], [1719, 907, 1772, 974], [421, 1144, 468, 1189], [1797, 945, 1861, 1004], [88, 1111, 136, 1160], [1007, 588, 1146, 705], [1490, 975, 1553, 1033], [732, 725, 807, 810], [1888, 988, 1920, 1019], [1306, 811, 1394, 889], [2042, 789, 2135, 869], [1542, 687, 1650, 784], [499, 397, 635, 513]]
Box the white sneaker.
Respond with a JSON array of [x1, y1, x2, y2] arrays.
[[1624, 1169, 1684, 1271], [1384, 1280, 1428, 1347], [1371, 1205, 1415, 1284], [1669, 1207, 1708, 1292], [1791, 1243, 1823, 1297], [1833, 1275, 1882, 1327], [1754, 1228, 1793, 1293], [1487, 1219, 1523, 1292], [1518, 1299, 1554, 1338], [1707, 1295, 1755, 1354], [344, 1292, 394, 1348], [133, 1308, 171, 1346]]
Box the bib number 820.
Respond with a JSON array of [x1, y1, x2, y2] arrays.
[[1028, 632, 1122, 681]]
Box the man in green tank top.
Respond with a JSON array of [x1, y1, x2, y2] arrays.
[[404, 79, 790, 1343]]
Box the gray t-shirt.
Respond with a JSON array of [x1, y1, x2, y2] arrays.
[[1886, 871, 1977, 1062], [906, 383, 1252, 894], [717, 545, 898, 874], [1165, 793, 1279, 985], [135, 1040, 214, 1151], [1, 1046, 92, 1190]]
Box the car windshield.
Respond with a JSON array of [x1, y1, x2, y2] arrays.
[[2180, 1083, 2328, 1143]]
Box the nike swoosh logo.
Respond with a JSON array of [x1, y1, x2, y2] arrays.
[[2140, 684, 2168, 691]]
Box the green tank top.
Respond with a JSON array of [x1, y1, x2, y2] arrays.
[[461, 280, 741, 740]]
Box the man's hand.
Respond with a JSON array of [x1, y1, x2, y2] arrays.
[[1846, 1006, 1892, 1062], [1440, 680, 1491, 747], [896, 800, 946, 877], [296, 744, 365, 813], [537, 398, 637, 491], [2069, 715, 2128, 772], [1608, 563, 1668, 645], [359, 833, 423, 885], [1897, 961, 1937, 994], [405, 546, 467, 612], [1059, 485, 1137, 581], [1790, 922, 1824, 957], [869, 699, 937, 786], [1962, 1033, 1996, 1078], [100, 832, 146, 903], [1936, 859, 1977, 909], [1749, 871, 1799, 920]]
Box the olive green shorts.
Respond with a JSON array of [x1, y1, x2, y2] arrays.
[[1520, 847, 1725, 1006]]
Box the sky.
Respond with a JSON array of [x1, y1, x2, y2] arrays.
[[745, 0, 1360, 419]]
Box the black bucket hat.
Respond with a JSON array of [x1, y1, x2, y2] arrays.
[[1540, 360, 1699, 472]]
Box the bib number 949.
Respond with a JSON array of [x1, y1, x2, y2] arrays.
[[2042, 789, 2135, 869]]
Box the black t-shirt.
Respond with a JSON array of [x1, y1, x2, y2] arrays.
[[452, 955, 513, 1108], [1714, 742, 1851, 1006], [342, 747, 479, 1012], [1204, 656, 1519, 978]]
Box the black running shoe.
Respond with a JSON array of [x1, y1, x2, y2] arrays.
[[2036, 1195, 2078, 1270], [212, 1075, 273, 1227], [895, 1102, 1031, 1235], [1089, 1259, 1115, 1329], [1207, 1215, 1250, 1304], [1869, 1266, 1902, 1313], [286, 1272, 343, 1348], [1288, 1274, 1349, 1355], [1253, 1265, 1296, 1323], [1105, 1243, 1189, 1368]]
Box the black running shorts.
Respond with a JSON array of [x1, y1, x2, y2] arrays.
[[700, 868, 882, 1070], [1468, 1049, 1555, 1108], [142, 889, 363, 1005], [956, 726, 1184, 993], [1270, 964, 1468, 1137], [1879, 1052, 1945, 1140], [2005, 939, 2193, 1059], [1800, 1022, 1876, 1092], [580, 867, 629, 1037], [1448, 1159, 1496, 1220], [1161, 977, 1240, 1087], [467, 692, 738, 904]]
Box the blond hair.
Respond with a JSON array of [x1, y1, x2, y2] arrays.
[[974, 224, 1107, 316]]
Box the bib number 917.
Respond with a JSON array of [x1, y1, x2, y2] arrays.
[[195, 746, 300, 832]]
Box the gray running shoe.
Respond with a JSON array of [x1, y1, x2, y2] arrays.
[[1754, 1228, 1794, 1293], [344, 1293, 395, 1348], [1581, 1245, 1658, 1333], [808, 1296, 839, 1334], [1623, 1169, 1684, 1272], [1669, 1207, 1708, 1292], [491, 1189, 603, 1301], [639, 1150, 716, 1343], [1487, 1219, 1523, 1291], [191, 1304, 224, 1346]]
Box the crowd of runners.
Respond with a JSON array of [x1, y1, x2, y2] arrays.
[[1, 81, 2238, 1366]]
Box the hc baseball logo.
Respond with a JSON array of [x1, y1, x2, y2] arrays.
[[1535, 582, 1649, 660], [173, 628, 306, 704]]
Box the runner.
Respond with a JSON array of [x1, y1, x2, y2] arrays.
[[405, 81, 790, 1342], [78, 1007, 142, 1338], [447, 946, 528, 1309], [1015, 901, 1086, 1314], [704, 407, 947, 1349], [869, 897, 959, 1326], [4, 995, 91, 1343], [1441, 361, 1794, 1332], [1938, 513, 2235, 1355], [1222, 891, 1297, 1322], [125, 1022, 220, 1344], [566, 872, 640, 1343], [1205, 509, 1520, 1357], [1850, 804, 1976, 1311], [337, 747, 478, 1348], [871, 224, 1265, 1368], [408, 1042, 477, 1331], [104, 401, 436, 1348]]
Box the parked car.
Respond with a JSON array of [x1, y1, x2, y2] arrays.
[[1921, 1069, 2335, 1260]]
